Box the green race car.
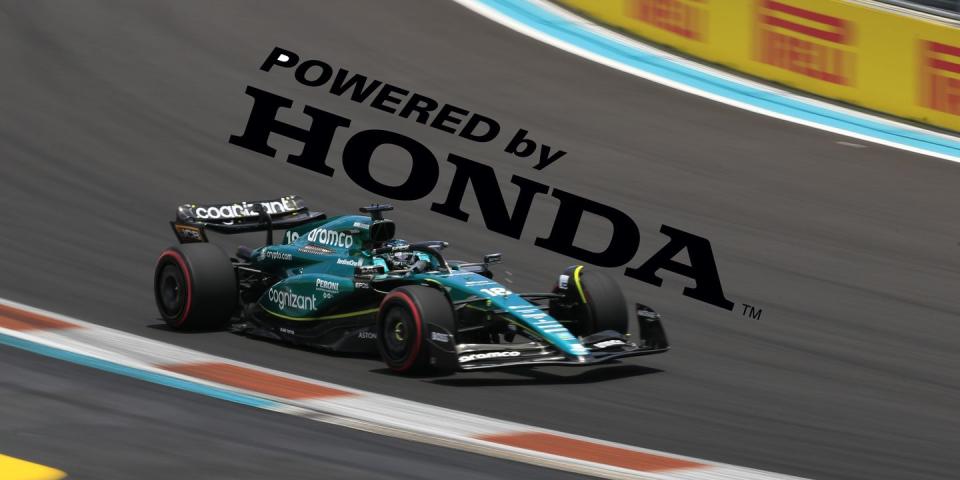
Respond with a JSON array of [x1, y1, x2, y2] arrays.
[[154, 195, 669, 374]]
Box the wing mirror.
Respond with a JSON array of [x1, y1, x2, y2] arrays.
[[412, 240, 448, 251]]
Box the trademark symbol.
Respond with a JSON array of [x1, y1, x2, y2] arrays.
[[740, 303, 763, 320]]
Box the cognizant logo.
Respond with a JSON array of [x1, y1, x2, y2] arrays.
[[194, 199, 298, 219], [268, 288, 316, 311]]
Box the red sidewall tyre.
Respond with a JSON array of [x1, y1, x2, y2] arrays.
[[154, 243, 237, 330], [376, 286, 452, 373]]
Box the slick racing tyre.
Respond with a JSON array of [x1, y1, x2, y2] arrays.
[[551, 266, 628, 336], [376, 286, 453, 373], [154, 244, 237, 330]]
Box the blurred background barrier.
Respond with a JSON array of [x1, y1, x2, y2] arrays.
[[881, 0, 960, 18], [556, 0, 960, 132]]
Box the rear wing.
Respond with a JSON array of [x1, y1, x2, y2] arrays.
[[170, 195, 325, 244]]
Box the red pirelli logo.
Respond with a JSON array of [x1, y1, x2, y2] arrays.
[[755, 0, 855, 85], [920, 41, 960, 115], [627, 0, 708, 42]]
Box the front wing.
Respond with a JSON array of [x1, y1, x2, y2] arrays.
[[452, 304, 670, 371]]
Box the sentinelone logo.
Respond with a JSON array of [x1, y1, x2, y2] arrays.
[[920, 41, 960, 116], [626, 0, 708, 42], [755, 0, 855, 86]]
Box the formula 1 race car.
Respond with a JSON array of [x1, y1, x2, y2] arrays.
[[153, 195, 669, 374]]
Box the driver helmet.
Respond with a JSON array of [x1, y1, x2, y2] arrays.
[[389, 251, 416, 269]]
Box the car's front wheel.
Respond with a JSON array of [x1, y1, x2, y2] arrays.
[[550, 266, 628, 336], [376, 286, 454, 373]]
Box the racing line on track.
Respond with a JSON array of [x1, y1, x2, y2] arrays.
[[0, 298, 806, 480]]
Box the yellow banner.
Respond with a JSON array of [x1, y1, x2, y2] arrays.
[[558, 0, 960, 132]]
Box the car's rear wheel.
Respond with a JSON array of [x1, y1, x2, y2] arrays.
[[154, 243, 237, 330], [376, 286, 453, 373], [551, 266, 628, 336]]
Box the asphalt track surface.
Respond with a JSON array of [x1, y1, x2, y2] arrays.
[[0, 344, 590, 480], [1, 1, 959, 479]]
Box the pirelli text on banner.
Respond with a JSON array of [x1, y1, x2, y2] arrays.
[[920, 40, 960, 116], [627, 0, 708, 42], [754, 0, 855, 86]]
